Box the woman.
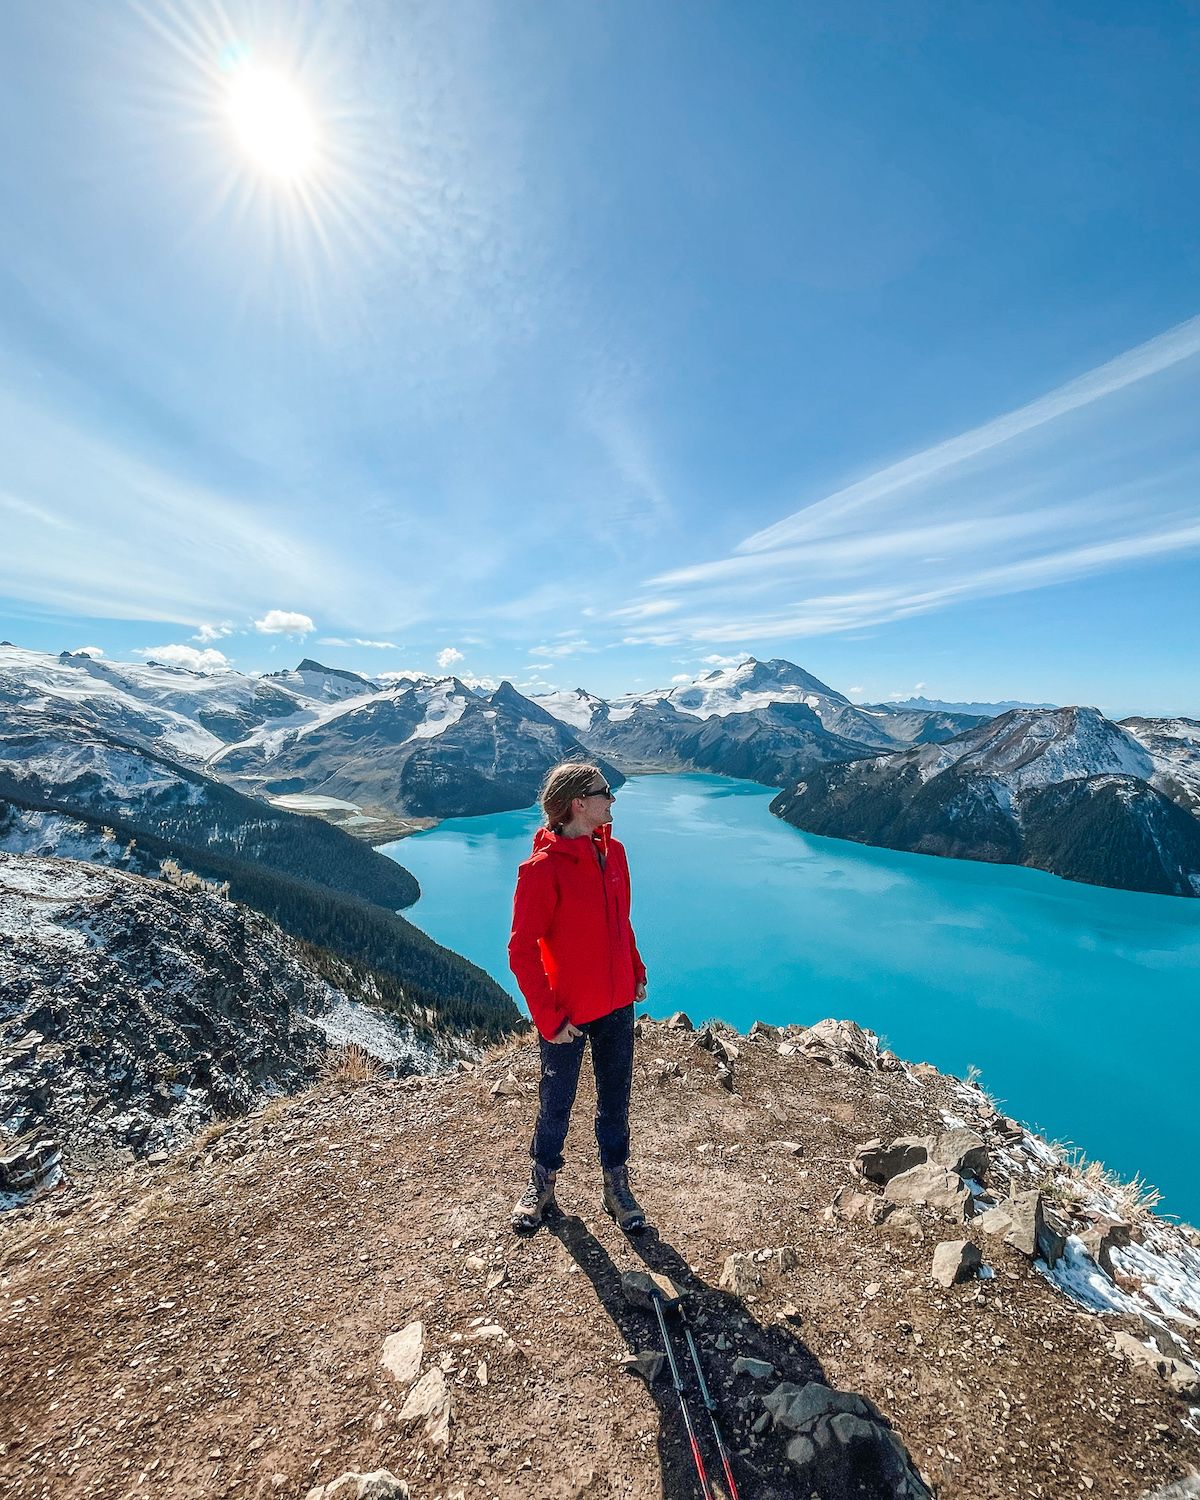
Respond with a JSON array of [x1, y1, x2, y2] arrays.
[[507, 760, 649, 1234]]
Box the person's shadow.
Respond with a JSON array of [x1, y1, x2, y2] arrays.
[[542, 1211, 829, 1500]]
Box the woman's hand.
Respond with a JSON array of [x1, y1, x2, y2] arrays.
[[548, 1021, 583, 1044], [635, 982, 647, 1003]]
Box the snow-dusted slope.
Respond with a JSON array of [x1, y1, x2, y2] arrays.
[[0, 853, 460, 1183], [529, 687, 607, 733], [771, 707, 1200, 897], [1121, 717, 1200, 817], [951, 707, 1155, 789]]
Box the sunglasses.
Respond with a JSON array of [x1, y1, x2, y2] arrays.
[[581, 784, 616, 800]]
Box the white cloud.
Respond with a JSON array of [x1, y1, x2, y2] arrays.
[[437, 646, 464, 668], [194, 622, 235, 643], [846, 684, 865, 697], [134, 644, 230, 672], [670, 673, 690, 683], [71, 645, 104, 658], [700, 653, 752, 668], [255, 610, 315, 636], [888, 681, 927, 701], [378, 669, 429, 684], [459, 672, 499, 691]]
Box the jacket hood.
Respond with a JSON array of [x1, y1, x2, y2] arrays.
[[531, 822, 613, 862]]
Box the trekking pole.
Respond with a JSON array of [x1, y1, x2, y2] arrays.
[[681, 1310, 742, 1500], [650, 1289, 715, 1500]]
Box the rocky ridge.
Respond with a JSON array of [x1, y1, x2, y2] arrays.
[[0, 854, 488, 1196], [2, 1014, 1198, 1498]]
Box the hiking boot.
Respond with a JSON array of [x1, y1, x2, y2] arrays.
[[602, 1164, 647, 1233], [512, 1163, 558, 1232]]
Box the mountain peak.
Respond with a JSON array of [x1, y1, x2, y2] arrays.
[[295, 659, 372, 687]]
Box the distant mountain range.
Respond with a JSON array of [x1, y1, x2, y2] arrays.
[[2, 643, 1197, 898], [887, 695, 1058, 715]]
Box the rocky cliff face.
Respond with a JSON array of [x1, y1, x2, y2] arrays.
[[0, 853, 472, 1192], [771, 707, 1200, 897]]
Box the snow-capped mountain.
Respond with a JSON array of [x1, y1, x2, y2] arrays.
[[214, 675, 619, 820], [531, 657, 983, 787], [528, 687, 607, 734], [0, 645, 332, 763], [771, 707, 1200, 897], [0, 647, 610, 826]]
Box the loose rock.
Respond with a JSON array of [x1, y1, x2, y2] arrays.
[[397, 1367, 451, 1449], [380, 1322, 424, 1386], [621, 1270, 683, 1311], [305, 1473, 410, 1500], [931, 1239, 982, 1288]]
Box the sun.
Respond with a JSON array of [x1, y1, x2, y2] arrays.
[[226, 63, 317, 182]]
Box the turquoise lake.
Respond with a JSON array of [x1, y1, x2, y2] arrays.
[[383, 772, 1200, 1225]]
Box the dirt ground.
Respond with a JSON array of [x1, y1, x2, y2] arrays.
[[2, 1017, 1198, 1499]]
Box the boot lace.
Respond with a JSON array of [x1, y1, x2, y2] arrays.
[[606, 1166, 639, 1213], [518, 1167, 552, 1212]]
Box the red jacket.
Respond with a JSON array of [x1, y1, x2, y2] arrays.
[[508, 822, 647, 1040]]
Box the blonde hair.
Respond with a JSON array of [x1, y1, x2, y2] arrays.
[[539, 760, 604, 832]]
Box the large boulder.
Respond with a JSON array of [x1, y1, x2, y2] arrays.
[[854, 1136, 930, 1185], [929, 1127, 989, 1181], [976, 1190, 1067, 1266], [797, 1019, 882, 1070], [306, 1474, 410, 1500], [719, 1253, 763, 1298], [1113, 1332, 1200, 1400], [763, 1381, 932, 1498], [380, 1322, 423, 1385], [1078, 1216, 1133, 1277], [884, 1163, 973, 1222], [397, 1367, 451, 1449], [621, 1270, 683, 1311]]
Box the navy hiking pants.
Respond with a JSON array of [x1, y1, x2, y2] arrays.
[[530, 1003, 634, 1172]]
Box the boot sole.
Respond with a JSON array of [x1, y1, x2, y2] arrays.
[[511, 1199, 560, 1233]]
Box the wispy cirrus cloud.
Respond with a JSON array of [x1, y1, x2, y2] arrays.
[[614, 314, 1200, 644], [318, 636, 402, 649]]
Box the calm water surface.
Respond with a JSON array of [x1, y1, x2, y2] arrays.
[[382, 773, 1200, 1223]]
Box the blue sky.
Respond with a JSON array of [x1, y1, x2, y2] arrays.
[[1, 0, 1197, 717]]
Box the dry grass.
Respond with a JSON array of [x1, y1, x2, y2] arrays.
[[479, 1033, 526, 1067], [1040, 1147, 1164, 1224], [318, 1043, 386, 1088]]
